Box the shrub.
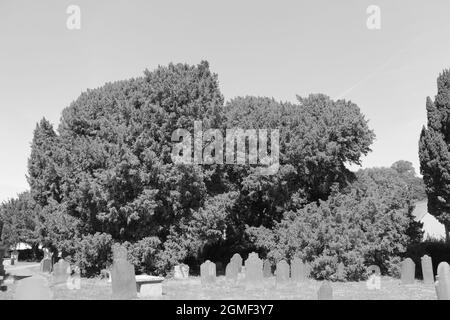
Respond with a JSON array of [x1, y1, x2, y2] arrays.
[[70, 233, 114, 276], [125, 237, 162, 275], [247, 168, 423, 281]]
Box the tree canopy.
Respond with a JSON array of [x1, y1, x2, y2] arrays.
[[419, 69, 450, 242]]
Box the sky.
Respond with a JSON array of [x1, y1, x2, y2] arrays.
[[1, 0, 450, 202]]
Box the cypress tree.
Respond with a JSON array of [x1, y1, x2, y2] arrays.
[[419, 69, 450, 243]]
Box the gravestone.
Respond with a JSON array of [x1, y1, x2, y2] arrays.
[[366, 265, 381, 290], [421, 255, 434, 285], [435, 262, 450, 300], [40, 248, 53, 273], [111, 245, 137, 300], [304, 262, 312, 279], [336, 262, 345, 279], [291, 258, 306, 283], [367, 265, 381, 276], [40, 258, 52, 273], [276, 260, 290, 285], [52, 258, 71, 285], [14, 276, 52, 300], [230, 253, 243, 273], [401, 258, 415, 284], [200, 260, 216, 285], [0, 245, 6, 278], [67, 266, 81, 290], [225, 262, 239, 282], [11, 250, 19, 265], [245, 252, 263, 289], [174, 264, 189, 279], [263, 260, 272, 278], [317, 281, 333, 300]]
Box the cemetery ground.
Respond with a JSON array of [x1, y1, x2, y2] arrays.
[[0, 262, 437, 300]]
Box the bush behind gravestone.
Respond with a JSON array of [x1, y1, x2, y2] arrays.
[[69, 233, 114, 276], [123, 236, 162, 275]]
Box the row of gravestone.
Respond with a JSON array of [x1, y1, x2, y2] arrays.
[[401, 256, 433, 285], [401, 256, 450, 300], [38, 245, 166, 299], [201, 253, 450, 300], [201, 253, 312, 287], [38, 245, 137, 299]]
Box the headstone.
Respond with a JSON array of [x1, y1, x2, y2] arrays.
[[401, 258, 415, 284], [291, 258, 306, 283], [11, 250, 19, 265], [230, 254, 243, 273], [304, 262, 312, 279], [200, 260, 216, 285], [225, 262, 238, 282], [53, 258, 71, 285], [14, 276, 52, 300], [67, 266, 81, 290], [366, 265, 381, 290], [0, 246, 6, 278], [336, 262, 345, 279], [276, 260, 290, 285], [367, 265, 381, 276], [245, 252, 263, 289], [40, 258, 53, 273], [421, 255, 434, 285], [366, 273, 381, 290], [174, 264, 190, 279], [263, 260, 272, 278], [317, 281, 333, 300], [435, 262, 450, 300], [111, 245, 137, 300]]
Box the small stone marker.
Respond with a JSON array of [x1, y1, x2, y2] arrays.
[[200, 260, 216, 285], [276, 260, 290, 285], [290, 258, 306, 283], [230, 253, 243, 273], [304, 262, 312, 279], [336, 262, 345, 279], [14, 276, 52, 300], [174, 264, 189, 279], [111, 245, 137, 300], [263, 260, 272, 278], [53, 258, 71, 285], [40, 258, 53, 273], [245, 252, 263, 289], [225, 262, 238, 282], [366, 266, 381, 290], [435, 262, 450, 300], [135, 275, 164, 298], [401, 258, 415, 284], [67, 266, 81, 290], [421, 255, 434, 285], [317, 281, 333, 300], [367, 265, 381, 276], [0, 246, 6, 278]]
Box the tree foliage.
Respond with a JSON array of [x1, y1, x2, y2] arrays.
[[247, 166, 423, 280], [419, 69, 450, 242]]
